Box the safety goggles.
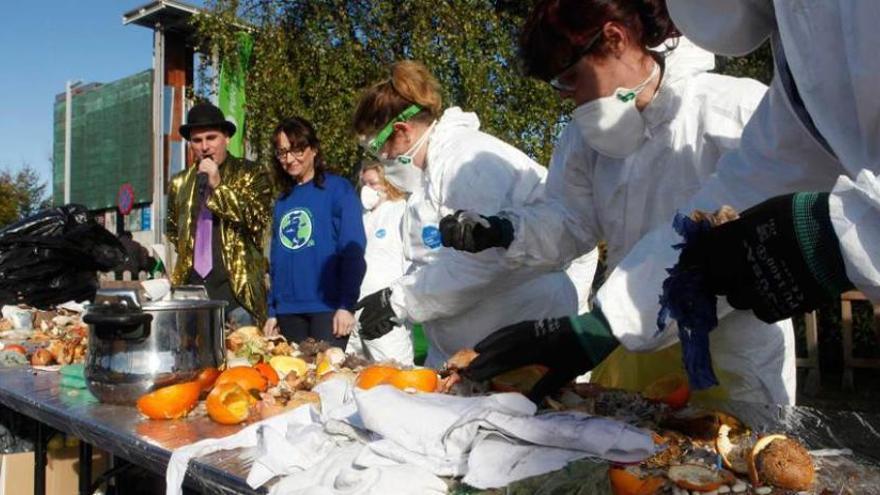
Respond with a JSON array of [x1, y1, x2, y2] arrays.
[[548, 31, 603, 93], [359, 104, 423, 158]]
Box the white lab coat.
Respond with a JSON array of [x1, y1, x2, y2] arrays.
[[592, 0, 880, 401], [500, 41, 798, 404], [388, 107, 593, 367], [347, 199, 414, 365]]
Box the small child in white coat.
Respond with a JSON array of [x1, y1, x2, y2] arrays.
[[347, 162, 414, 364]]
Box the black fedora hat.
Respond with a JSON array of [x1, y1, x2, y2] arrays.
[[179, 102, 237, 140]]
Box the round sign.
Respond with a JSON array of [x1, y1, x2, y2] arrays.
[[117, 183, 135, 215]]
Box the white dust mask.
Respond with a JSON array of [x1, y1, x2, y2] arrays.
[[360, 186, 384, 210], [381, 121, 435, 193], [573, 61, 659, 158]]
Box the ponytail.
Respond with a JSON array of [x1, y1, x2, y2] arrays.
[[353, 60, 443, 137]]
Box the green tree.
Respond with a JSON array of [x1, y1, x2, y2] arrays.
[[716, 43, 774, 85], [0, 177, 20, 228], [10, 164, 51, 218], [0, 164, 52, 228], [192, 0, 568, 178]]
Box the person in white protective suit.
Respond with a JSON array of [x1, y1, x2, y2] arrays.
[[447, 0, 880, 403], [351, 60, 596, 369], [346, 162, 414, 365], [439, 0, 801, 405]]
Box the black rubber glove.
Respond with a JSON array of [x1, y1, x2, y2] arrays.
[[439, 210, 514, 253], [463, 311, 619, 403], [678, 193, 853, 323], [354, 287, 397, 340]]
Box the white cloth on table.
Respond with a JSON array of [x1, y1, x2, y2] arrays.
[[164, 377, 655, 494]]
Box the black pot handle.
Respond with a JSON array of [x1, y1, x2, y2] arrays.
[[83, 312, 153, 341]]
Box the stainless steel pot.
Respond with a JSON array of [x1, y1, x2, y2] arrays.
[[83, 286, 227, 404]]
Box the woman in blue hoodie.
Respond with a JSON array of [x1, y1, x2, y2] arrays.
[[263, 116, 367, 347]]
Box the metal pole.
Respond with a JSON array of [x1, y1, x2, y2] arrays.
[[64, 80, 73, 204], [152, 24, 165, 247]]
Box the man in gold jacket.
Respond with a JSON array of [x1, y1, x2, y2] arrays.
[[167, 102, 272, 324]]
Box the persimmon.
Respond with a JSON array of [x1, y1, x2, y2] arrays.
[[136, 381, 201, 420], [196, 367, 221, 391], [608, 467, 665, 495], [215, 366, 268, 393], [355, 365, 399, 390], [643, 373, 690, 410], [384, 368, 438, 393], [254, 362, 279, 386], [206, 382, 255, 425]]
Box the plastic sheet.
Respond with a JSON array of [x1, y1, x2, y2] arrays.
[[0, 205, 125, 308], [0, 366, 879, 494]]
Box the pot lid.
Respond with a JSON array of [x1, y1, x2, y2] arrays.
[[89, 286, 227, 312]]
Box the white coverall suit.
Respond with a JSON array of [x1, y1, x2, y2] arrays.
[[500, 37, 798, 404], [663, 0, 880, 305], [347, 199, 414, 364], [387, 107, 596, 368], [507, 0, 880, 404]]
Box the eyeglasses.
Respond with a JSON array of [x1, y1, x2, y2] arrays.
[[358, 104, 423, 158], [548, 31, 603, 92], [275, 147, 308, 160]]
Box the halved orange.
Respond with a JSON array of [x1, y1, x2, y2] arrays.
[[254, 362, 280, 386], [196, 367, 221, 392], [608, 466, 665, 495], [136, 381, 201, 420], [215, 366, 268, 393], [384, 368, 439, 393], [206, 382, 256, 425], [356, 365, 399, 390]]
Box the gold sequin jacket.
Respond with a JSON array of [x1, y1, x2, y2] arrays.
[[166, 156, 273, 323]]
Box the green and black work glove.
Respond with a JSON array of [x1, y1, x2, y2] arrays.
[[678, 192, 854, 323], [463, 311, 619, 404], [439, 210, 514, 253]]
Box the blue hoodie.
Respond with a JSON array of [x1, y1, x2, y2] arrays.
[[267, 174, 366, 316]]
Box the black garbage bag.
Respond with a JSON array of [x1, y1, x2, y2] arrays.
[[0, 204, 127, 308], [0, 204, 90, 240]]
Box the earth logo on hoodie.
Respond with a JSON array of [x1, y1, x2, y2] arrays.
[[279, 208, 314, 250]]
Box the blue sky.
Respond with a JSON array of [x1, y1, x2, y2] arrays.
[[0, 0, 202, 188]]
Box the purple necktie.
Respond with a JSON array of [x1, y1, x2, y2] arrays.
[[193, 201, 213, 278]]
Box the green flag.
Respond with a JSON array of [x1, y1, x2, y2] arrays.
[[218, 32, 253, 158]]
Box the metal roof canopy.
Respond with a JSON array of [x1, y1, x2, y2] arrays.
[[122, 0, 200, 34]]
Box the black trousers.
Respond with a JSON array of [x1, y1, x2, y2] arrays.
[[277, 312, 348, 348]]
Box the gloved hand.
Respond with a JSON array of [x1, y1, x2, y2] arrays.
[[439, 210, 514, 253], [354, 287, 397, 340], [463, 311, 618, 403], [678, 193, 853, 323]]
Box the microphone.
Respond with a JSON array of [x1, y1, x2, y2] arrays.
[[195, 156, 211, 199], [196, 171, 209, 199]]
